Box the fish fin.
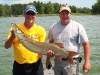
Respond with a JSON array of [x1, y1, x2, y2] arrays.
[[55, 43, 64, 48], [67, 56, 74, 65], [55, 55, 62, 62], [67, 51, 78, 65]]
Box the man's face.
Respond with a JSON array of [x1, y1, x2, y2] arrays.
[[24, 11, 37, 24], [59, 10, 71, 25]]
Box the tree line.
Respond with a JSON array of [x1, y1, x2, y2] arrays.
[[0, 0, 100, 17]]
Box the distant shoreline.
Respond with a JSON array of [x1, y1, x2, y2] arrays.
[[0, 13, 99, 17]]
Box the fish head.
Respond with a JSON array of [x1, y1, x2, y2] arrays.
[[11, 23, 25, 41]]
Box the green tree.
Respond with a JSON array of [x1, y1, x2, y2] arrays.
[[2, 4, 12, 16], [53, 3, 60, 13], [46, 1, 54, 14], [0, 1, 96, 16], [0, 4, 3, 16], [36, 1, 44, 14], [70, 5, 77, 13], [11, 4, 24, 16], [92, 0, 100, 14]]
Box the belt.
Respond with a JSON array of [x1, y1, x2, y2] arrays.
[[62, 57, 82, 63], [62, 57, 79, 60]]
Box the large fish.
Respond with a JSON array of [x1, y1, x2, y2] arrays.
[[11, 23, 78, 64]]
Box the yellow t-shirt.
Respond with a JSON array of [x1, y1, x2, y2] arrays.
[[7, 23, 46, 64]]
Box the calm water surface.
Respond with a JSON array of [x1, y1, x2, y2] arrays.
[[0, 15, 100, 75]]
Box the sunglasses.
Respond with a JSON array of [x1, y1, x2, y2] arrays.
[[26, 12, 36, 15]]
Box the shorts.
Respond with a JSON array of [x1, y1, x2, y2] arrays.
[[12, 58, 44, 75], [54, 58, 79, 75]]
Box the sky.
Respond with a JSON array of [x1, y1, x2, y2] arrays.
[[0, 0, 97, 8]]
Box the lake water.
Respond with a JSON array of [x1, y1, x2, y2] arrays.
[[0, 15, 100, 75]]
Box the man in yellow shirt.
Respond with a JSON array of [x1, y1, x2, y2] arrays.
[[4, 5, 46, 75]]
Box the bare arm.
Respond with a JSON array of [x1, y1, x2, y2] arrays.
[[46, 39, 54, 69], [46, 39, 54, 59], [4, 31, 15, 49], [82, 42, 91, 72], [46, 39, 64, 68]]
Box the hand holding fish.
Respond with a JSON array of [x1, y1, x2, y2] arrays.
[[4, 30, 16, 49], [46, 43, 63, 58]]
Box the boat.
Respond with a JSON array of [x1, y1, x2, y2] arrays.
[[44, 68, 83, 75]]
